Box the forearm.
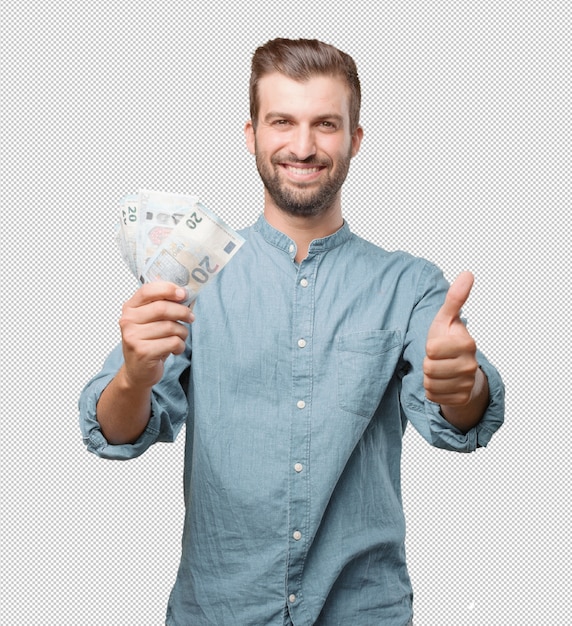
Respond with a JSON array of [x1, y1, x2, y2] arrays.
[[440, 367, 489, 434], [96, 365, 153, 445]]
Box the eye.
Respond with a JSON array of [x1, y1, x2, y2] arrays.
[[319, 120, 338, 131]]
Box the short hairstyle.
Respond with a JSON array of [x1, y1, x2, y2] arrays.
[[249, 38, 361, 132]]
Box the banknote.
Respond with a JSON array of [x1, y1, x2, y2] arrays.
[[118, 192, 139, 275], [142, 199, 245, 304], [117, 190, 245, 305], [136, 190, 199, 278]]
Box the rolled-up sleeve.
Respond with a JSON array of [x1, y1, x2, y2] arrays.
[[401, 262, 505, 452], [78, 340, 191, 461]]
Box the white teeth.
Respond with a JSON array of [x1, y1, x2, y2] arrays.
[[285, 165, 320, 175]]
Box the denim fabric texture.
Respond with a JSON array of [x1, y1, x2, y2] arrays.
[[79, 215, 504, 625]]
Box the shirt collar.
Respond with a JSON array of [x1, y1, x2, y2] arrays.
[[253, 214, 352, 260]]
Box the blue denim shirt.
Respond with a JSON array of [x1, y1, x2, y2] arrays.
[[79, 215, 504, 626]]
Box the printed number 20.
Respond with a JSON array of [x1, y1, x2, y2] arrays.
[[191, 256, 220, 284], [186, 212, 203, 229]]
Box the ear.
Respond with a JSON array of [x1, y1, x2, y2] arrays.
[[350, 125, 364, 158], [244, 120, 256, 155]]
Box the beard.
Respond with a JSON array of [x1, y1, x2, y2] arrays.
[[255, 145, 352, 218]]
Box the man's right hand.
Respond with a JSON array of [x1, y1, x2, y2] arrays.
[[96, 282, 194, 445], [119, 281, 195, 389]]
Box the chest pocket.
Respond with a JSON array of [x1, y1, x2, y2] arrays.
[[338, 330, 402, 418]]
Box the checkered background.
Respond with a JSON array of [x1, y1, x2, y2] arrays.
[[2, 2, 570, 624]]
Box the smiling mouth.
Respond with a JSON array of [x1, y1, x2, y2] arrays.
[[281, 164, 326, 178], [285, 165, 321, 173]]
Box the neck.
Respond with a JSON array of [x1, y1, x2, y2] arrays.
[[264, 197, 343, 263]]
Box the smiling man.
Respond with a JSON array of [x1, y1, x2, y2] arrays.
[[79, 38, 504, 626], [247, 72, 360, 221]]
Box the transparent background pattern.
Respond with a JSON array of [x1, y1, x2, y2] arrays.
[[2, 2, 570, 624]]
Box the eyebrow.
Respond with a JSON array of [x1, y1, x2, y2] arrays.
[[264, 111, 345, 125]]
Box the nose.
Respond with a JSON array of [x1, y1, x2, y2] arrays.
[[289, 125, 316, 161]]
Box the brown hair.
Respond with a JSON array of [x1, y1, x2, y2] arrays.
[[249, 38, 361, 132]]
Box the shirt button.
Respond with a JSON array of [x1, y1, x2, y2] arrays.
[[293, 530, 302, 541], [296, 400, 306, 409], [289, 594, 296, 603], [297, 338, 307, 348], [300, 278, 308, 287], [289, 244, 295, 253], [294, 463, 303, 472]]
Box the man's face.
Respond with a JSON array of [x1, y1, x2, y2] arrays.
[[245, 73, 363, 218]]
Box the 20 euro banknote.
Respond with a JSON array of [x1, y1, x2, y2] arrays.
[[140, 197, 245, 305], [118, 192, 140, 275], [136, 190, 200, 278]]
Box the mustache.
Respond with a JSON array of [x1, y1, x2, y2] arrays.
[[271, 153, 330, 167]]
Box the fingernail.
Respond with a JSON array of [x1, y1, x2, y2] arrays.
[[175, 288, 186, 300]]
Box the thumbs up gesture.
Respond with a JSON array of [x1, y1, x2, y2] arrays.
[[423, 272, 479, 408]]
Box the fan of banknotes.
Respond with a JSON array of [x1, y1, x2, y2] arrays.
[[117, 189, 245, 305]]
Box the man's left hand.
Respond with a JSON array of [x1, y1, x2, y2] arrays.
[[423, 271, 479, 407]]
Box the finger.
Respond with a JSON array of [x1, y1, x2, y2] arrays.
[[145, 335, 188, 358], [423, 354, 478, 379], [128, 299, 194, 325], [423, 369, 477, 406], [425, 334, 476, 360], [128, 281, 189, 308], [424, 375, 476, 394], [435, 271, 474, 326], [121, 290, 194, 327], [128, 320, 190, 342], [425, 389, 473, 407], [127, 336, 188, 362]]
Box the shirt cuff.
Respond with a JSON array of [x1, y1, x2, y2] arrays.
[[422, 351, 505, 452], [79, 373, 164, 461]]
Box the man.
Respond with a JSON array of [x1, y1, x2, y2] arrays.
[[79, 38, 504, 626]]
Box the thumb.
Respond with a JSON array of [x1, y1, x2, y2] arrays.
[[432, 271, 474, 329]]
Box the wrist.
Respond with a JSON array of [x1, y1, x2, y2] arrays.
[[117, 364, 154, 395]]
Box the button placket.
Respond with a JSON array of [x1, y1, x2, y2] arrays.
[[286, 262, 315, 612]]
